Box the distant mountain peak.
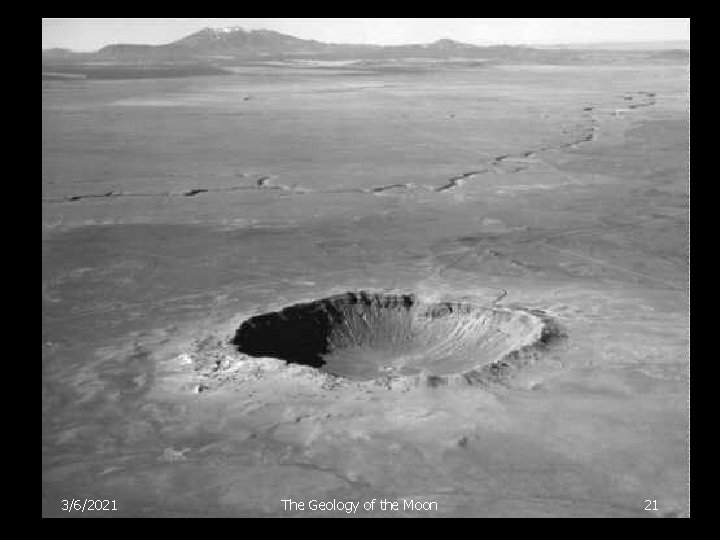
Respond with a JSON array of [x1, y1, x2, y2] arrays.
[[428, 38, 476, 49], [194, 26, 276, 36], [214, 26, 246, 34], [172, 26, 323, 52], [198, 26, 278, 34]]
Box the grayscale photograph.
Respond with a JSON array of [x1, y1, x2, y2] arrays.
[[42, 18, 690, 518]]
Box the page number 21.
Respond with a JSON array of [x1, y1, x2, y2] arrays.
[[645, 500, 658, 511]]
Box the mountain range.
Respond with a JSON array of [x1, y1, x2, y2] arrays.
[[40, 26, 581, 61], [42, 26, 689, 80]]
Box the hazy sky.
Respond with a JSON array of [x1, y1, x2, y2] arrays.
[[42, 18, 690, 52]]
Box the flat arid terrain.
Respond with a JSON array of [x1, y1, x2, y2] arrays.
[[42, 50, 689, 517]]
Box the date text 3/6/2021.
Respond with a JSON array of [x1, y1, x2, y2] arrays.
[[61, 499, 118, 513]]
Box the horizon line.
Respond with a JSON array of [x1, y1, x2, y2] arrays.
[[42, 32, 691, 54]]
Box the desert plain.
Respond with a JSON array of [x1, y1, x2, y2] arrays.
[[42, 57, 689, 517]]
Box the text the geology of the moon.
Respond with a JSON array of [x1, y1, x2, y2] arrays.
[[281, 498, 438, 514]]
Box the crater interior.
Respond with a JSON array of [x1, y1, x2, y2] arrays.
[[231, 291, 546, 380]]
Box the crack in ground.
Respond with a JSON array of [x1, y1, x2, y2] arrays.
[[42, 178, 302, 204], [435, 171, 489, 193], [433, 90, 658, 193], [42, 91, 659, 203]]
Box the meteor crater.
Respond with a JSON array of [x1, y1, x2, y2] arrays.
[[231, 291, 566, 384]]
